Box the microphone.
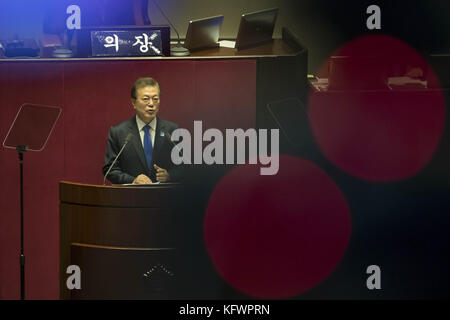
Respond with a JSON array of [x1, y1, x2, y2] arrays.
[[149, 0, 190, 56], [103, 133, 133, 185]]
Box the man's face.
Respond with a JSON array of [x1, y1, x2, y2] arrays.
[[132, 85, 160, 123]]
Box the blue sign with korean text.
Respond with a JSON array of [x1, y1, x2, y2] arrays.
[[90, 30, 163, 57]]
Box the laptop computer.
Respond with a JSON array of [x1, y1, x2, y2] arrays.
[[184, 15, 224, 51], [235, 7, 279, 50]]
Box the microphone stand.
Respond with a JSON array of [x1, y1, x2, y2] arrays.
[[16, 145, 26, 300], [103, 134, 133, 185], [149, 0, 190, 56], [52, 30, 74, 58]]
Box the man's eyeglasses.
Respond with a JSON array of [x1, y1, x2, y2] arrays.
[[140, 96, 160, 104]]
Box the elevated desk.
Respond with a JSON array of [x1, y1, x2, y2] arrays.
[[0, 30, 308, 131]]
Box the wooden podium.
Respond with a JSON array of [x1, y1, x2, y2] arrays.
[[59, 181, 184, 299]]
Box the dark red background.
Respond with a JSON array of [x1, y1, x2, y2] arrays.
[[0, 59, 256, 299]]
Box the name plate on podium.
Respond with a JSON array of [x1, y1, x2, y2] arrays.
[[91, 30, 162, 57], [76, 26, 171, 57]]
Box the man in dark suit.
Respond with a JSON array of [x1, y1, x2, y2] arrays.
[[103, 77, 182, 184]]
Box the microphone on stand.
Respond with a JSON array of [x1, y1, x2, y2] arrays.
[[149, 0, 190, 56], [103, 133, 133, 185]]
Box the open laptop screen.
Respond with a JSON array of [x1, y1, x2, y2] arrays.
[[235, 7, 279, 50], [184, 15, 224, 51]]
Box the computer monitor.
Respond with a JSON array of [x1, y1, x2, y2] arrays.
[[266, 98, 309, 148], [427, 53, 450, 89], [235, 7, 279, 50], [328, 55, 388, 90], [184, 15, 224, 51]]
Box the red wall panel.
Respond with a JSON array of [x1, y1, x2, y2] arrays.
[[193, 60, 257, 131]]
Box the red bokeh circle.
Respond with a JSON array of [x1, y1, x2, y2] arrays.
[[204, 155, 351, 299]]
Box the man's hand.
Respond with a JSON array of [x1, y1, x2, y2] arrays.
[[154, 164, 170, 182], [133, 174, 152, 184]]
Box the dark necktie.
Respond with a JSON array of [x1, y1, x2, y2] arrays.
[[143, 124, 153, 168]]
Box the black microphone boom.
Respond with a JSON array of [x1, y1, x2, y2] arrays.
[[149, 0, 190, 56], [103, 133, 133, 185]]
